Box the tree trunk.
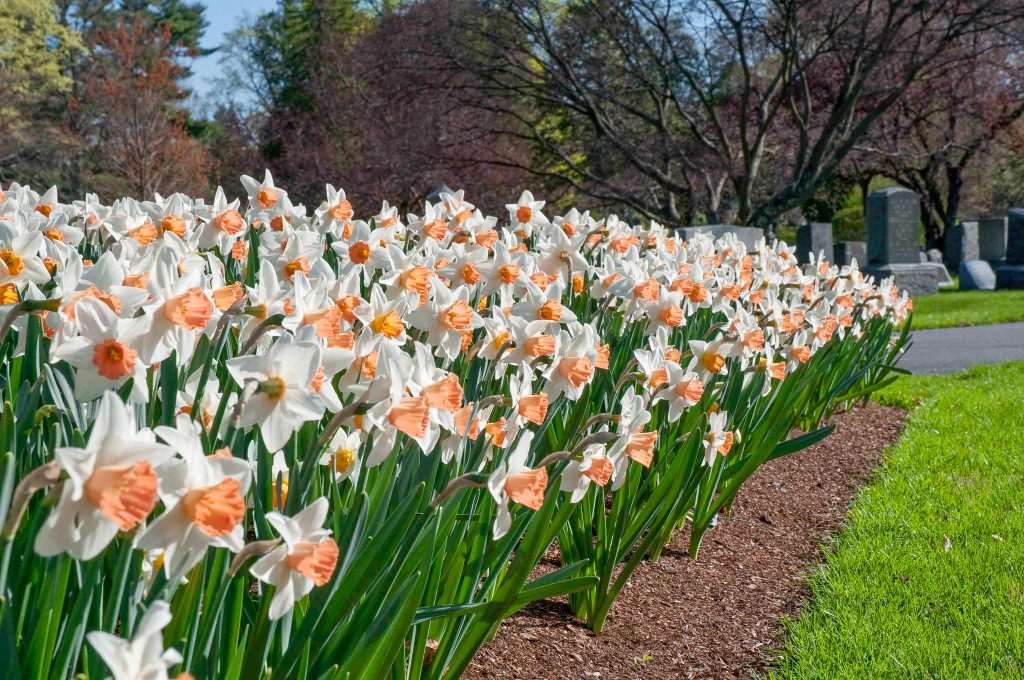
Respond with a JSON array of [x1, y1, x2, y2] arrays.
[[859, 174, 872, 220], [941, 166, 964, 252]]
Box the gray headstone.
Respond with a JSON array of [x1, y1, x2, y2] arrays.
[[921, 262, 954, 288], [1006, 209, 1024, 264], [945, 221, 980, 269], [926, 248, 943, 263], [866, 187, 921, 265], [864, 188, 938, 295], [977, 217, 1007, 262], [796, 222, 834, 264], [864, 263, 939, 297], [675, 224, 764, 251], [833, 241, 867, 267], [996, 264, 1024, 289], [959, 260, 996, 291]]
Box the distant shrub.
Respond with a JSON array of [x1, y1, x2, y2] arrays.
[[832, 206, 865, 241]]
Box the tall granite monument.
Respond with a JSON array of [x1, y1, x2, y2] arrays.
[[862, 187, 938, 296]]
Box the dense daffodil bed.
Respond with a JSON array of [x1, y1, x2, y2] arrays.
[[0, 173, 909, 679]]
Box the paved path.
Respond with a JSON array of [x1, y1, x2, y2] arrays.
[[898, 322, 1024, 375]]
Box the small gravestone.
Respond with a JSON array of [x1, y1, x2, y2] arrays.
[[676, 224, 763, 251], [862, 187, 938, 296], [977, 217, 1007, 262], [833, 241, 867, 267], [927, 248, 943, 263], [996, 209, 1024, 288], [944, 221, 979, 270], [922, 262, 955, 288], [796, 222, 834, 264], [959, 260, 996, 291]]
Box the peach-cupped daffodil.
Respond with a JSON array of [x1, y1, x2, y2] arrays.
[[251, 497, 339, 620], [487, 432, 548, 539], [51, 296, 152, 403], [139, 415, 252, 578], [505, 190, 547, 238], [241, 169, 286, 213], [197, 186, 245, 252], [656, 362, 706, 422], [608, 387, 656, 486], [560, 442, 617, 503], [314, 183, 355, 237], [408, 283, 483, 360], [35, 392, 174, 560], [702, 410, 735, 466], [543, 325, 599, 401]]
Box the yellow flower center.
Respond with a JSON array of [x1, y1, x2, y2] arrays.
[[370, 310, 404, 339], [332, 447, 356, 474], [0, 249, 24, 275], [699, 351, 725, 374], [260, 376, 287, 400]]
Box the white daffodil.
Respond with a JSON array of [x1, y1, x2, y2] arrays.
[[487, 431, 548, 539], [687, 337, 733, 380], [86, 600, 182, 680], [251, 497, 339, 620], [225, 333, 326, 452], [505, 190, 547, 238], [655, 361, 706, 422], [702, 410, 735, 466], [35, 391, 174, 560], [407, 283, 482, 360], [0, 230, 51, 286], [560, 443, 616, 503], [319, 428, 362, 483], [352, 284, 409, 354], [51, 296, 152, 403], [138, 415, 252, 578]]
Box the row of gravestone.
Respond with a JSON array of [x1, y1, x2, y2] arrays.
[[943, 210, 1024, 291], [678, 188, 1024, 296]]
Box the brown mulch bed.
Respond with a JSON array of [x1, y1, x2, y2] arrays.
[[463, 402, 906, 679]]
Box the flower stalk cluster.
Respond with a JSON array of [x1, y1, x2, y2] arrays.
[[0, 176, 908, 678]]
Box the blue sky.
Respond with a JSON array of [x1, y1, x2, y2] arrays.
[[187, 0, 278, 99]]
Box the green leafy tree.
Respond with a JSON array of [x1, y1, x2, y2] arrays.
[[0, 0, 82, 186]]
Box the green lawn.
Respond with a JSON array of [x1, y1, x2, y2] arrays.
[[768, 362, 1024, 679], [912, 288, 1024, 329]]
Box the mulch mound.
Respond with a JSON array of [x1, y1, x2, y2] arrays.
[[464, 402, 906, 679]]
